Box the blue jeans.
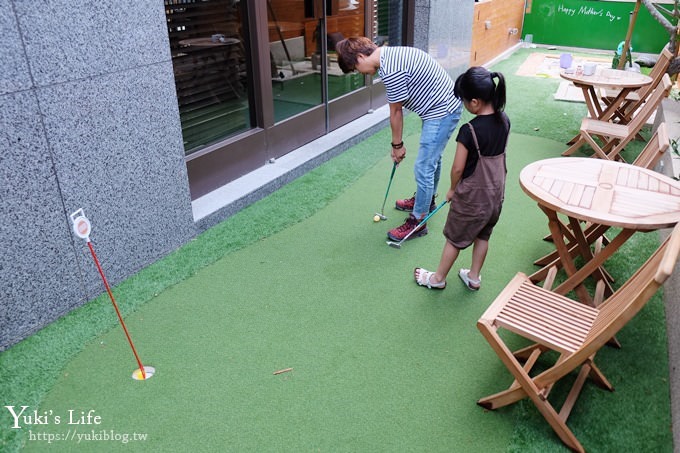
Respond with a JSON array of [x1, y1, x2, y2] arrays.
[[412, 106, 463, 219]]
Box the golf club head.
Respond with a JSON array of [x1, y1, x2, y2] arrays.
[[376, 213, 387, 221], [386, 200, 449, 249]]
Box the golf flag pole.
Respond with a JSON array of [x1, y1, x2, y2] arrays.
[[70, 208, 154, 381]]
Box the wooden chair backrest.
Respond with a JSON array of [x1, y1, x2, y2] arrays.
[[634, 46, 673, 103], [627, 73, 672, 135], [536, 222, 680, 386], [632, 122, 669, 169]]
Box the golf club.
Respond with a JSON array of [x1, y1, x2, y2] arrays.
[[386, 200, 449, 249], [374, 161, 397, 221]]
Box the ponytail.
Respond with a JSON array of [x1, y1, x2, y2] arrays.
[[490, 72, 506, 119], [455, 67, 507, 120]]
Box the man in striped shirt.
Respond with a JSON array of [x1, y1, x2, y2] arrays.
[[336, 37, 462, 242]]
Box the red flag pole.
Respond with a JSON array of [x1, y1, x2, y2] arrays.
[[70, 208, 153, 380], [86, 240, 146, 379]]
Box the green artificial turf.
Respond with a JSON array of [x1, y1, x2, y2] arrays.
[[0, 105, 412, 453], [9, 132, 558, 453], [0, 48, 672, 452]]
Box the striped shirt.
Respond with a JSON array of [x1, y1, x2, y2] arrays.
[[379, 46, 461, 120]]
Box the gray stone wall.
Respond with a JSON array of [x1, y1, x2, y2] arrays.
[[0, 1, 471, 351], [0, 1, 195, 350], [413, 0, 473, 77], [656, 100, 680, 451]]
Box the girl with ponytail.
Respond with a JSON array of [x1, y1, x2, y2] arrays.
[[414, 66, 510, 291]]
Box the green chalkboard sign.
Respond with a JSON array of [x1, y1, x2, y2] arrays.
[[523, 0, 669, 54]]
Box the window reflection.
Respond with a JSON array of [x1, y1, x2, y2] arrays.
[[373, 0, 404, 46], [165, 0, 250, 155], [268, 0, 365, 123], [327, 0, 365, 100], [268, 0, 319, 122]]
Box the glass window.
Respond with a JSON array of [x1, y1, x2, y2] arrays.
[[268, 0, 366, 123], [328, 0, 366, 100], [165, 0, 251, 155], [268, 0, 323, 123], [373, 0, 404, 46]]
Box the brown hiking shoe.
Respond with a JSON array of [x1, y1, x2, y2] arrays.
[[395, 193, 437, 213], [387, 214, 428, 241]]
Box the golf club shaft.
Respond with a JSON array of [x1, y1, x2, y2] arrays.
[[380, 162, 398, 215], [397, 200, 449, 244]]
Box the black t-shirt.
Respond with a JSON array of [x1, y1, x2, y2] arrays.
[[455, 113, 510, 179]]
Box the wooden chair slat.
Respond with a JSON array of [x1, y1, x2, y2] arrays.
[[601, 46, 674, 122], [477, 223, 680, 452], [572, 74, 672, 162]]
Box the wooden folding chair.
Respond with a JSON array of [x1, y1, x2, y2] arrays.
[[601, 46, 673, 126], [477, 223, 680, 453], [631, 121, 669, 168], [563, 74, 672, 161]]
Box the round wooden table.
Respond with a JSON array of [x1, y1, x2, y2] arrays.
[[560, 68, 652, 122], [520, 157, 680, 306]]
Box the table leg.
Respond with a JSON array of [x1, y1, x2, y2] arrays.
[[530, 222, 614, 282], [566, 85, 598, 146], [552, 227, 634, 300], [541, 206, 593, 305], [566, 216, 614, 298], [586, 86, 603, 118]]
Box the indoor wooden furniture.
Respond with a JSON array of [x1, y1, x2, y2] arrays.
[[520, 157, 680, 307], [477, 222, 680, 453], [560, 67, 652, 146], [563, 74, 671, 161], [178, 37, 241, 48]]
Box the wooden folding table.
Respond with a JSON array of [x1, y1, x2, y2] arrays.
[[520, 157, 680, 307]]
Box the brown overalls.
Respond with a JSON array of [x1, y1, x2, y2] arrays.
[[444, 122, 508, 249]]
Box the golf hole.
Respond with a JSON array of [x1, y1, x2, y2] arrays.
[[132, 366, 156, 381]]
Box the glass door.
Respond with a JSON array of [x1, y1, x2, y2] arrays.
[[178, 0, 382, 199], [326, 0, 366, 101], [267, 0, 366, 122], [267, 0, 322, 123], [265, 0, 370, 145]]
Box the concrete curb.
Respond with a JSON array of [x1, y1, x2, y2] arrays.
[[192, 105, 391, 232]]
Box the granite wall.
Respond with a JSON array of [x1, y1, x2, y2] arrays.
[[413, 0, 473, 77], [0, 1, 195, 350], [0, 1, 470, 351]]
